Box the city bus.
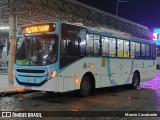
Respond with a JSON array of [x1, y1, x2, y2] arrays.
[[14, 22, 156, 97]]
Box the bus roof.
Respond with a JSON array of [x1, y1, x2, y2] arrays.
[[19, 22, 155, 45], [87, 27, 155, 45]]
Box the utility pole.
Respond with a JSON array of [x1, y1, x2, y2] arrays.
[[116, 0, 119, 16], [8, 0, 17, 85], [116, 0, 130, 16]]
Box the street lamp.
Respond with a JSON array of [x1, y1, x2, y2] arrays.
[[0, 27, 9, 30], [116, 0, 130, 16]]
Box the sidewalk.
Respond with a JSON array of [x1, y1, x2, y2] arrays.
[[0, 74, 25, 96]]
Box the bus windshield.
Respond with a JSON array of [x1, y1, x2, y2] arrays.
[[16, 34, 58, 66]]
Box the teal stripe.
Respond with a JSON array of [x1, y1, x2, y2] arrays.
[[106, 58, 134, 85], [124, 60, 134, 84], [106, 58, 117, 85]]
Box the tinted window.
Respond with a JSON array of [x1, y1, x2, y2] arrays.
[[110, 38, 116, 57], [117, 39, 129, 58], [146, 44, 150, 59], [124, 40, 129, 58], [102, 36, 110, 56], [93, 35, 100, 55], [157, 46, 160, 57], [86, 34, 94, 54], [86, 34, 100, 56], [141, 44, 146, 59], [135, 42, 141, 58], [60, 24, 87, 68], [151, 45, 156, 60], [130, 42, 136, 58], [117, 39, 124, 57]]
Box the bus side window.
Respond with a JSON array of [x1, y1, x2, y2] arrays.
[[66, 42, 72, 56], [157, 46, 160, 57], [93, 35, 100, 56], [146, 44, 150, 59], [151, 45, 156, 60], [130, 42, 135, 58], [135, 42, 141, 58], [141, 44, 146, 59], [78, 28, 87, 57], [109, 38, 116, 57], [102, 36, 110, 56], [86, 34, 94, 55], [117, 39, 124, 57], [124, 40, 129, 58], [60, 23, 87, 68]]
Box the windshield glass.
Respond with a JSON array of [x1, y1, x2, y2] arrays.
[[16, 34, 58, 66]]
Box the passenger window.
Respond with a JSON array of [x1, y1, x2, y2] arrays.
[[60, 23, 86, 68], [124, 40, 129, 58], [110, 38, 116, 57], [141, 44, 146, 59], [151, 45, 156, 60], [86, 34, 100, 56], [146, 44, 150, 59], [79, 29, 87, 56], [93, 35, 100, 56], [117, 39, 124, 57], [135, 43, 140, 58], [130, 42, 136, 58], [86, 34, 94, 55], [102, 36, 110, 56], [157, 47, 160, 57]]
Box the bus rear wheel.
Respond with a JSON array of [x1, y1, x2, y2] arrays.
[[131, 72, 140, 89], [80, 76, 92, 97]]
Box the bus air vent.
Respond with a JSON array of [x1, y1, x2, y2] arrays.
[[16, 69, 45, 73]]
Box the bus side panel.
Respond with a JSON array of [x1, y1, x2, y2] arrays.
[[63, 77, 75, 91], [43, 77, 60, 92], [59, 58, 102, 92], [107, 58, 134, 86], [145, 60, 156, 80], [109, 59, 132, 85], [59, 57, 135, 91]]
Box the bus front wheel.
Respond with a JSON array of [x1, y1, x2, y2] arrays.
[[80, 76, 92, 97], [131, 72, 140, 89]]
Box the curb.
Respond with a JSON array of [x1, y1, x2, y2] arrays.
[[0, 89, 31, 97]]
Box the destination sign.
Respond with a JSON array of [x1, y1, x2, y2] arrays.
[[22, 24, 55, 34]]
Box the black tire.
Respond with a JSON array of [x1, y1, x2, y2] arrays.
[[80, 76, 92, 97], [131, 72, 140, 89]]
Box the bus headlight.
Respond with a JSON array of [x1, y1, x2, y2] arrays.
[[47, 71, 56, 80]]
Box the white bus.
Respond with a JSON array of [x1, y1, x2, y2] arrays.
[[14, 22, 156, 97]]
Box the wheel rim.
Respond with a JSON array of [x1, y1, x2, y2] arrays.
[[81, 80, 90, 92]]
